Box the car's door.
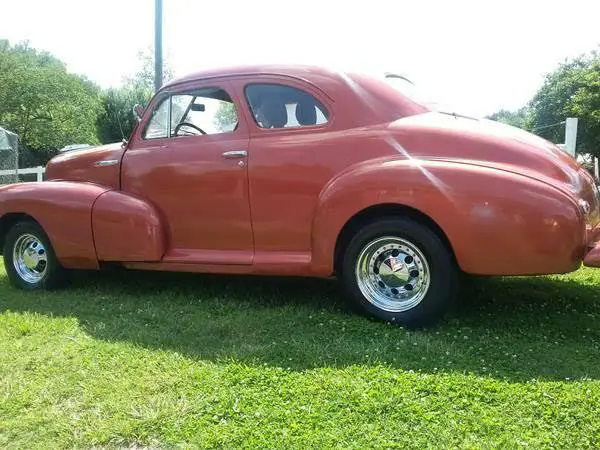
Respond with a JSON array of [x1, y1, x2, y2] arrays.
[[122, 80, 253, 264], [228, 76, 339, 267]]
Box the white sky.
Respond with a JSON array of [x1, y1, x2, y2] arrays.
[[2, 0, 600, 117]]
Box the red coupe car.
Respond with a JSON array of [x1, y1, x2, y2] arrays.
[[1, 65, 599, 327]]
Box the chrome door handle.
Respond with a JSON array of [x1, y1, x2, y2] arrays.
[[221, 150, 247, 159]]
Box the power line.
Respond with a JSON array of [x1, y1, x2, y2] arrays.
[[532, 120, 566, 132]]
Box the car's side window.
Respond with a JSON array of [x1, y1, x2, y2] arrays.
[[143, 97, 169, 139], [142, 87, 238, 140], [170, 87, 239, 137], [245, 83, 329, 129]]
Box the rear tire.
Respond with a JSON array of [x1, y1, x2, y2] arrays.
[[340, 217, 457, 328], [3, 221, 68, 290]]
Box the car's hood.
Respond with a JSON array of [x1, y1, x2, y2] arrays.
[[49, 142, 124, 165], [45, 142, 124, 189]]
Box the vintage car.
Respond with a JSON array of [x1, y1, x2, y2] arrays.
[[1, 64, 599, 327]]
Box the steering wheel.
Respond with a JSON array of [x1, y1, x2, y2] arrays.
[[174, 122, 206, 136]]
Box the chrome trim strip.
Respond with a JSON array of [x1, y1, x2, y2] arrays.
[[94, 159, 119, 167]]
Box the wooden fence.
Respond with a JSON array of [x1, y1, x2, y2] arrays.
[[0, 166, 45, 183]]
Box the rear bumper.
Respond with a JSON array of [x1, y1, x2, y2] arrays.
[[584, 224, 600, 268]]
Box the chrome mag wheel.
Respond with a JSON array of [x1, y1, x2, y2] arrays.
[[13, 233, 48, 284], [355, 236, 431, 312]]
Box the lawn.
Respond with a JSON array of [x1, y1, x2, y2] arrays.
[[0, 261, 599, 449]]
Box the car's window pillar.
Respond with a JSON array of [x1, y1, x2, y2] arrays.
[[167, 94, 172, 138]]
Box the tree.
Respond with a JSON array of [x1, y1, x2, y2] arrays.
[[486, 107, 532, 130], [0, 40, 103, 155], [98, 84, 153, 144], [125, 48, 174, 92], [214, 102, 237, 131], [98, 49, 175, 143], [529, 50, 600, 157]]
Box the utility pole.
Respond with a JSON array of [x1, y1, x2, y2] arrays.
[[154, 0, 163, 93]]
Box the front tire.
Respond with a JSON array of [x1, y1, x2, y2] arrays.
[[340, 217, 457, 327], [3, 221, 68, 290]]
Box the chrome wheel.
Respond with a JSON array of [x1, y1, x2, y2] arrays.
[[355, 236, 430, 312], [12, 233, 48, 284]]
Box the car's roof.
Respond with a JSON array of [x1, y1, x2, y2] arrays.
[[161, 64, 346, 89]]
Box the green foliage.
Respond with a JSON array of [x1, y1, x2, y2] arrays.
[[125, 48, 175, 92], [98, 49, 175, 144], [0, 40, 103, 158], [0, 41, 177, 157], [1, 262, 600, 447], [98, 85, 153, 144], [488, 48, 600, 159], [529, 51, 600, 157], [214, 102, 238, 130], [486, 107, 532, 130]]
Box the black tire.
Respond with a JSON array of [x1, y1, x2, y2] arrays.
[[3, 221, 68, 290], [340, 217, 457, 328]]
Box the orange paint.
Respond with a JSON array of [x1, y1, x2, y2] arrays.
[[0, 65, 598, 275]]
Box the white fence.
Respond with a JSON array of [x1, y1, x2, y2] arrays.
[[0, 166, 45, 182]]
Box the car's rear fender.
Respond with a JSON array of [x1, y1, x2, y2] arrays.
[[311, 158, 585, 276]]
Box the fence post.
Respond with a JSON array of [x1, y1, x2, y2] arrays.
[[595, 157, 599, 182], [36, 166, 43, 182], [564, 117, 578, 156]]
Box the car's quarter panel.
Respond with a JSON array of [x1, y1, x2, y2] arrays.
[[311, 159, 585, 276], [91, 190, 166, 261], [0, 182, 108, 269], [122, 80, 254, 265]]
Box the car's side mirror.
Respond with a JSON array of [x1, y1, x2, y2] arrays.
[[133, 104, 145, 122]]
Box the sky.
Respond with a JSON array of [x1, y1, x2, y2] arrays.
[[2, 0, 600, 117]]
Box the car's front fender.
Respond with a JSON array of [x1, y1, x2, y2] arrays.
[[0, 181, 110, 269], [311, 158, 585, 276], [0, 181, 167, 269]]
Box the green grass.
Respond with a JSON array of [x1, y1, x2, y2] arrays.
[[0, 261, 599, 449]]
